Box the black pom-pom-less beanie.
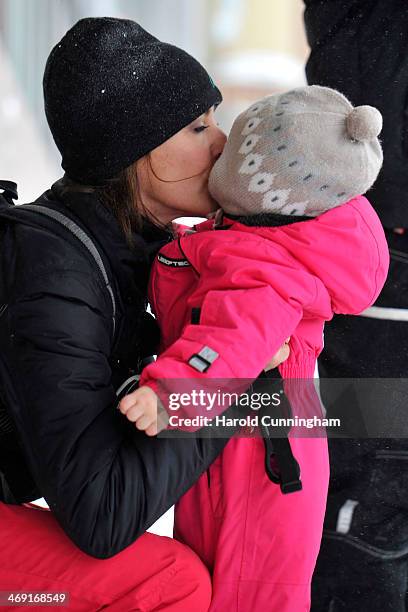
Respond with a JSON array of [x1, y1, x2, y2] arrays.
[[43, 17, 222, 184]]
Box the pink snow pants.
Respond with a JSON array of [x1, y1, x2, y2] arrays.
[[174, 433, 329, 612]]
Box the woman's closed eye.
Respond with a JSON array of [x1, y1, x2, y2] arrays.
[[194, 125, 210, 133]]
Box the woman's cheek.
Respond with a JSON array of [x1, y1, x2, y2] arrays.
[[189, 138, 213, 172]]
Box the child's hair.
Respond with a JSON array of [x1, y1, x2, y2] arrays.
[[209, 85, 383, 217]]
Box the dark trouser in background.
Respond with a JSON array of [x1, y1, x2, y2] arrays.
[[311, 229, 408, 612], [312, 536, 408, 612]]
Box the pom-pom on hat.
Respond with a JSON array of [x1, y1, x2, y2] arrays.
[[43, 17, 222, 185], [346, 106, 382, 142], [209, 85, 383, 217]]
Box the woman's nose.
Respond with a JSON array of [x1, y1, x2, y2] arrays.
[[211, 126, 227, 160]]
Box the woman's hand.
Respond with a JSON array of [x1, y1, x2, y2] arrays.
[[118, 386, 168, 436], [264, 338, 291, 371]]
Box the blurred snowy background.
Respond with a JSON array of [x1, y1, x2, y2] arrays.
[[0, 0, 309, 535]]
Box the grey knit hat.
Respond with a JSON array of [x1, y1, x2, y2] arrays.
[[209, 85, 383, 217]]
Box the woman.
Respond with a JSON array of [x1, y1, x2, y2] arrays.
[[0, 17, 286, 610]]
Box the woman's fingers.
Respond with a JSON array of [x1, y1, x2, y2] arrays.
[[264, 340, 291, 371]]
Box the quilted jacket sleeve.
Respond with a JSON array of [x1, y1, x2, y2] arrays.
[[4, 260, 239, 558]]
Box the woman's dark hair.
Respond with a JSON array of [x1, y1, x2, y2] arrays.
[[54, 158, 165, 250]]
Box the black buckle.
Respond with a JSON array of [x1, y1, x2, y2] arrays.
[[0, 181, 18, 204], [281, 479, 303, 494], [263, 432, 302, 494], [260, 385, 303, 495]]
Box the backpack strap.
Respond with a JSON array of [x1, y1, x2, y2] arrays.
[[0, 182, 117, 338], [20, 205, 117, 339]]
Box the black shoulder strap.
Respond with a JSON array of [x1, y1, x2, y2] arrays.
[[21, 204, 116, 338], [0, 181, 120, 503], [0, 181, 116, 339]]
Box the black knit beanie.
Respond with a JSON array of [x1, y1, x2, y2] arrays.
[[43, 17, 222, 185]]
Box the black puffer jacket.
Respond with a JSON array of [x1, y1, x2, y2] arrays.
[[0, 184, 238, 558], [304, 0, 408, 228]]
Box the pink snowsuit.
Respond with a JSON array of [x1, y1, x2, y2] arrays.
[[140, 196, 389, 611]]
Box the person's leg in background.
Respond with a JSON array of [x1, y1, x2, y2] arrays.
[[312, 537, 408, 612], [311, 433, 408, 612], [312, 230, 408, 611], [302, 1, 408, 608], [0, 501, 212, 611]]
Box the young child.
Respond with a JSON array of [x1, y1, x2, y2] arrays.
[[119, 85, 389, 611]]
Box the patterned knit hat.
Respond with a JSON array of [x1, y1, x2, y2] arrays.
[[209, 85, 383, 217]]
